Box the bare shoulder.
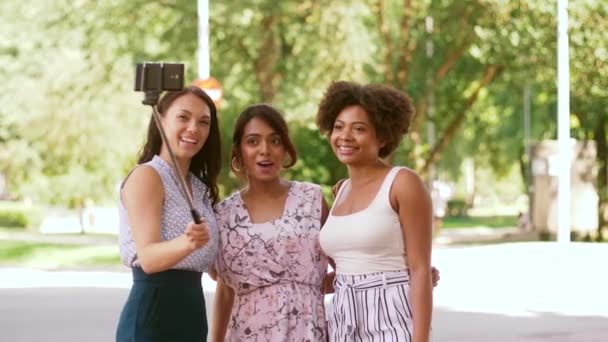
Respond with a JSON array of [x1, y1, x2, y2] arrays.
[[122, 165, 163, 201], [391, 167, 430, 201]]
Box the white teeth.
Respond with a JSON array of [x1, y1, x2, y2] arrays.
[[339, 147, 355, 153], [180, 137, 198, 144]]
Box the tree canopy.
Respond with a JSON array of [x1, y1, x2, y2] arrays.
[[0, 0, 605, 224]]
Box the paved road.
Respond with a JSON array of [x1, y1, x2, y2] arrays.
[[1, 242, 607, 341]]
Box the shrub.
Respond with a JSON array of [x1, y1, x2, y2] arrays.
[[0, 209, 28, 227], [0, 202, 44, 229], [447, 198, 470, 217]]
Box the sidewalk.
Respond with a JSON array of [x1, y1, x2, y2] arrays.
[[1, 241, 606, 318], [1, 226, 532, 246], [2, 233, 607, 341]]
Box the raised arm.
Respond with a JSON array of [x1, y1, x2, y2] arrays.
[[122, 166, 209, 274], [392, 169, 433, 342]]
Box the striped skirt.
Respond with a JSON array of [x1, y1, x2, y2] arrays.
[[327, 270, 413, 342]]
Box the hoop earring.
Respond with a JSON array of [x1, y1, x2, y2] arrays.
[[231, 157, 242, 172], [282, 155, 295, 169]]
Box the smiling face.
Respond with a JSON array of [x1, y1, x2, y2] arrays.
[[330, 105, 384, 166], [160, 92, 211, 161], [238, 117, 286, 182]]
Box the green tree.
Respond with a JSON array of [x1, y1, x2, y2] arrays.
[[1, 0, 605, 224], [568, 1, 608, 237]]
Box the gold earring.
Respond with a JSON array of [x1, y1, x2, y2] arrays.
[[231, 157, 242, 172], [282, 156, 293, 169]]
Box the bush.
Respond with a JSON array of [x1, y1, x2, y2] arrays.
[[0, 209, 28, 227], [447, 198, 470, 217], [0, 202, 44, 229]]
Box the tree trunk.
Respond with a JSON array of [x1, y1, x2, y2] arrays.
[[518, 145, 529, 195], [395, 0, 415, 87], [376, 0, 394, 85], [595, 115, 608, 239], [409, 10, 475, 145], [420, 64, 503, 175], [254, 15, 281, 103]]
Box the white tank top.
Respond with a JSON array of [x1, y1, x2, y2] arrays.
[[319, 167, 407, 275]]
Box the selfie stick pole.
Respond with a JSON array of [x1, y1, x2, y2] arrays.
[[148, 101, 202, 224]]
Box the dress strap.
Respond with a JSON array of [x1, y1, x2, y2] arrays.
[[330, 179, 350, 215], [375, 167, 405, 207]]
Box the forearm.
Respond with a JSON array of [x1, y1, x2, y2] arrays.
[[211, 281, 234, 342], [321, 271, 336, 294], [137, 236, 192, 273], [410, 268, 433, 342]]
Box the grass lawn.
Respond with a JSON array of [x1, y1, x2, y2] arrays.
[[0, 240, 121, 269], [442, 215, 518, 229]]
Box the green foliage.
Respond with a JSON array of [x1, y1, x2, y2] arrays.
[[286, 123, 346, 186], [0, 202, 44, 228], [0, 209, 28, 228], [0, 0, 151, 205], [0, 240, 120, 269], [442, 215, 518, 229], [0, 0, 605, 212], [447, 198, 469, 217]]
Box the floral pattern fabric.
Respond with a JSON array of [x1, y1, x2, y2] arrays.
[[215, 181, 329, 341]]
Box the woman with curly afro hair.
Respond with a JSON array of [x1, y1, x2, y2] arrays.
[[317, 81, 433, 342]]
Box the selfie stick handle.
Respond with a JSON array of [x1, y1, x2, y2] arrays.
[[149, 104, 202, 224]]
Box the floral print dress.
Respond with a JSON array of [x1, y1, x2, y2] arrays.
[[214, 181, 329, 341]]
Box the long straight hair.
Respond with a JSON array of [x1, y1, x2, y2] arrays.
[[137, 86, 222, 204]]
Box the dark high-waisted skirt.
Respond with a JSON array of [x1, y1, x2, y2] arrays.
[[116, 268, 207, 342]]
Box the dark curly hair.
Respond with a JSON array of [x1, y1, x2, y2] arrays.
[[137, 86, 222, 205], [315, 81, 414, 158]]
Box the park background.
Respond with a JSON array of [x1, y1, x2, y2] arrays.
[[0, 1, 607, 341]]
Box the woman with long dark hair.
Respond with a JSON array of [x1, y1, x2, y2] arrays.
[[116, 86, 221, 341]]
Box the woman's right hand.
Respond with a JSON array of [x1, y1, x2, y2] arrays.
[[183, 219, 211, 251]]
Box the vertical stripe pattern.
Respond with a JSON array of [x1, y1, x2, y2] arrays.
[[327, 270, 413, 342]]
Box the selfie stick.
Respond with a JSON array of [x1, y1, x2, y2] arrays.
[[145, 96, 202, 224]]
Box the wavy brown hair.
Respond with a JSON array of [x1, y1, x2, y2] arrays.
[[315, 81, 414, 158], [137, 86, 222, 204]]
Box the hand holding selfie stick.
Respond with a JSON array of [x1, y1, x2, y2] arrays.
[[136, 63, 202, 224]]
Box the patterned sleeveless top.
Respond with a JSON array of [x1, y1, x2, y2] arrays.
[[118, 155, 219, 272]]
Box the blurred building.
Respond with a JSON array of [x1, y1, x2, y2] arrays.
[[531, 140, 598, 235]]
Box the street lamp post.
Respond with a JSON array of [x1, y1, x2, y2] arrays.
[[195, 0, 223, 104], [198, 0, 210, 79], [557, 0, 571, 243]]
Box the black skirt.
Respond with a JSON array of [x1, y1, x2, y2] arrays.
[[116, 268, 207, 342]]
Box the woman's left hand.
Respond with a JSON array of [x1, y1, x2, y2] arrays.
[[431, 266, 440, 287]]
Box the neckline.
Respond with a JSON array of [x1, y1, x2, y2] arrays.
[[237, 181, 294, 225], [329, 167, 396, 218]]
